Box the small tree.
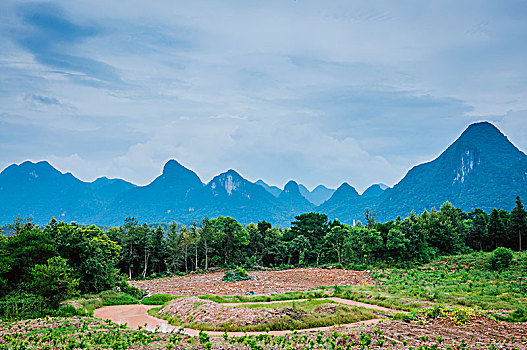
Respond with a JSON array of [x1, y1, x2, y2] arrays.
[[489, 247, 513, 271], [30, 256, 79, 308], [510, 196, 526, 251]]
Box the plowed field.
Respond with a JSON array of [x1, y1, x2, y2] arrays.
[[130, 268, 374, 296]]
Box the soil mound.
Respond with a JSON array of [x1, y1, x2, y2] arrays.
[[158, 297, 278, 327]]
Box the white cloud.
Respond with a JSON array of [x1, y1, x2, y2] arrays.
[[0, 0, 526, 190]]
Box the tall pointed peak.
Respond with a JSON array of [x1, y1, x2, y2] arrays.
[[336, 182, 357, 192], [455, 122, 508, 146], [162, 159, 185, 174], [214, 168, 244, 181], [226, 168, 241, 176], [209, 169, 245, 184], [438, 121, 525, 168], [328, 182, 360, 199], [362, 183, 386, 198], [156, 159, 202, 188], [283, 180, 300, 193]]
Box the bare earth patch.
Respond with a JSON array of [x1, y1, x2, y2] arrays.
[[158, 297, 277, 327], [131, 268, 374, 296]]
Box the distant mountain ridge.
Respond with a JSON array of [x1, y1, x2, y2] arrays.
[[0, 122, 525, 226]]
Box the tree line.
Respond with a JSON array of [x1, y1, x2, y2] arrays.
[[0, 197, 525, 311]]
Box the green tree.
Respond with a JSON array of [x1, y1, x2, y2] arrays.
[[165, 222, 184, 273], [488, 209, 506, 249], [209, 216, 248, 266], [46, 221, 121, 293], [245, 223, 263, 265], [200, 218, 214, 270], [510, 196, 526, 251], [466, 209, 489, 251], [397, 211, 430, 262], [364, 208, 376, 229], [290, 213, 329, 265], [421, 203, 466, 255], [119, 217, 140, 279], [262, 227, 287, 267], [325, 225, 349, 264], [189, 222, 201, 271], [0, 235, 9, 296], [30, 256, 79, 308], [360, 228, 384, 263], [385, 228, 410, 260], [2, 221, 56, 289], [288, 235, 310, 265], [150, 225, 166, 274]]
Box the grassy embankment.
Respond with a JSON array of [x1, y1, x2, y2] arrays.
[[147, 299, 377, 332], [69, 290, 139, 314]]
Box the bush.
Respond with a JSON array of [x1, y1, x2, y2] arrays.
[[99, 290, 138, 306], [30, 256, 80, 308], [116, 278, 145, 299], [489, 247, 513, 270], [0, 292, 87, 320], [142, 294, 178, 305], [223, 267, 251, 282]]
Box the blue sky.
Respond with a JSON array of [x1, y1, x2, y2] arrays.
[[1, 0, 526, 191]]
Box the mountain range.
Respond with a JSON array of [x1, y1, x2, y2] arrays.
[[1, 121, 525, 226]]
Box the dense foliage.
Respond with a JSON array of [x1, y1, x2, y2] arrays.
[[0, 219, 136, 319], [102, 198, 524, 277], [0, 197, 525, 319]]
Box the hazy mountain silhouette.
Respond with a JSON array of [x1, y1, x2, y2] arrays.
[[1, 122, 525, 226]]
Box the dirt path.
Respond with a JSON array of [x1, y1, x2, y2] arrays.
[[93, 297, 402, 336], [131, 268, 374, 296], [94, 304, 177, 333]]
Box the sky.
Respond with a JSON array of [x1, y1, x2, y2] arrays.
[[1, 0, 526, 192]]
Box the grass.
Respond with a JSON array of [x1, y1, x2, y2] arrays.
[[69, 290, 139, 313], [198, 289, 328, 304], [149, 298, 377, 332], [141, 293, 182, 305], [332, 251, 527, 321]]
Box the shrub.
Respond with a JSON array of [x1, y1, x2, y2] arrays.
[[116, 278, 145, 299], [223, 267, 251, 282], [0, 292, 87, 320], [142, 294, 177, 305], [489, 247, 513, 270], [99, 290, 138, 306], [30, 256, 79, 308]]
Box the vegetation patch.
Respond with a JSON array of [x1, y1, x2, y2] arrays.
[[409, 305, 491, 325], [199, 289, 327, 304], [68, 290, 139, 313], [333, 251, 527, 321], [141, 293, 180, 305], [222, 267, 252, 282]]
